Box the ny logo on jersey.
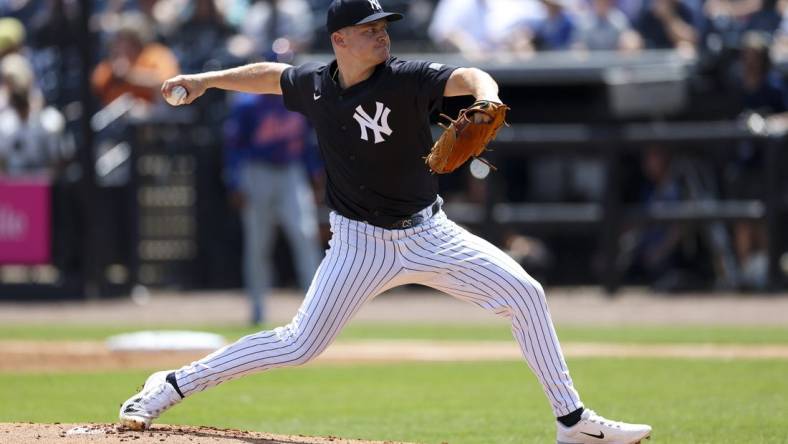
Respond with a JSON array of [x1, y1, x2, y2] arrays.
[[367, 0, 383, 11], [353, 102, 392, 144]]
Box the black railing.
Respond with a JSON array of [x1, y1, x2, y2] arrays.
[[435, 121, 786, 292]]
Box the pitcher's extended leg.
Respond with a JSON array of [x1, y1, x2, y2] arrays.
[[120, 213, 406, 431], [175, 217, 402, 396], [398, 215, 582, 416]]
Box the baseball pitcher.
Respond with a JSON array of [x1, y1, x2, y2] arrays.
[[119, 1, 652, 443]]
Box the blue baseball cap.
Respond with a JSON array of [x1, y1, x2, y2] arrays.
[[326, 0, 403, 34]]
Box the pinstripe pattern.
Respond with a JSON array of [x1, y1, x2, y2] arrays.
[[396, 216, 582, 416], [172, 205, 582, 416], [175, 212, 402, 395]]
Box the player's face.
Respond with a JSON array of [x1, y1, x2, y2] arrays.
[[344, 20, 390, 65]]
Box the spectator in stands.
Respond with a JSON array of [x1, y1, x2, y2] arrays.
[[766, 0, 788, 60], [227, 0, 315, 55], [149, 0, 183, 38], [168, 0, 245, 131], [0, 17, 25, 59], [635, 0, 697, 51], [704, 0, 761, 20], [0, 53, 70, 177], [28, 0, 84, 108], [572, 0, 643, 51], [698, 0, 772, 55], [617, 0, 647, 23], [704, 0, 780, 33], [0, 0, 38, 23], [532, 0, 578, 50], [91, 13, 180, 106], [726, 31, 786, 289], [747, 0, 782, 31], [736, 32, 787, 114], [89, 0, 174, 47], [224, 93, 323, 325], [168, 0, 240, 73], [0, 18, 26, 114], [428, 0, 542, 59], [617, 145, 703, 291]]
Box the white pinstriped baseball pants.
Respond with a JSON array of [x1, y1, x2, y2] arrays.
[[174, 202, 584, 416]]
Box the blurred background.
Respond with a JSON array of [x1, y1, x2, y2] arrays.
[[1, 0, 787, 302]]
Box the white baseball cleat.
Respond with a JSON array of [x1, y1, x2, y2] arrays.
[[556, 409, 652, 444], [119, 370, 182, 430]]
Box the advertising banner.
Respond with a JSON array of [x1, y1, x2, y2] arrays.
[[0, 177, 51, 264]]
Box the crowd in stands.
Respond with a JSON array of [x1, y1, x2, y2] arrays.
[[0, 0, 784, 92], [1, 0, 786, 292]]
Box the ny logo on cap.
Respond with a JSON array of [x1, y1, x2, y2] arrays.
[[353, 102, 392, 144], [367, 0, 383, 11]]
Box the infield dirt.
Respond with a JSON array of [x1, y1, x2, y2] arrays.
[[0, 423, 412, 444]]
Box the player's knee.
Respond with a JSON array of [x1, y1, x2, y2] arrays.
[[529, 284, 547, 306], [272, 324, 327, 366], [509, 276, 547, 307], [273, 322, 303, 344], [529, 278, 546, 299], [288, 342, 326, 366]]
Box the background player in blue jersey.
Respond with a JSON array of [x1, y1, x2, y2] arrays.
[[224, 93, 323, 326], [120, 1, 652, 442]]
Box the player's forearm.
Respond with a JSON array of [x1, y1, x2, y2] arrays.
[[198, 62, 289, 95], [444, 67, 500, 102]]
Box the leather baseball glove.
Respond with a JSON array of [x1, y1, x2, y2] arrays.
[[425, 100, 509, 174]]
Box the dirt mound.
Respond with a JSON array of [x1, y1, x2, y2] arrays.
[[0, 423, 410, 444]]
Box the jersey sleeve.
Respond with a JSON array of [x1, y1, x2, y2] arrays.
[[280, 62, 321, 115], [401, 60, 458, 114]]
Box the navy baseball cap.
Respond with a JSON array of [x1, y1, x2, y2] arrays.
[[326, 0, 403, 34]]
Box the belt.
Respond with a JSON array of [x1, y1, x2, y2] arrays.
[[387, 201, 441, 230]]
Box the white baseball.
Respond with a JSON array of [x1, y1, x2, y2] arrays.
[[165, 85, 188, 106], [469, 158, 491, 179]]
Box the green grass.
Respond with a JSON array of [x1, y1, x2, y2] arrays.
[[2, 323, 788, 345], [1, 359, 787, 443]]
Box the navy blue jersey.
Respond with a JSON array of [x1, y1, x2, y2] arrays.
[[280, 57, 457, 227]]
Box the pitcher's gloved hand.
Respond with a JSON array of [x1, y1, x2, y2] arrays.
[[425, 100, 509, 174]]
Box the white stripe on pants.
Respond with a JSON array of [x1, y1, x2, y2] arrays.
[[174, 206, 583, 416]]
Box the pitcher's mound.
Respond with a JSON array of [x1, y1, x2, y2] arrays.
[[0, 423, 410, 443]]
